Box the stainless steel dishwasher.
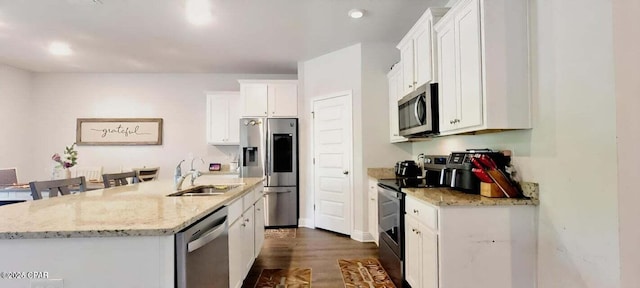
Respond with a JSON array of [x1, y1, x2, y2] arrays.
[[175, 206, 229, 288]]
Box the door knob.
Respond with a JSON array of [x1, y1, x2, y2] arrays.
[[343, 170, 349, 175]]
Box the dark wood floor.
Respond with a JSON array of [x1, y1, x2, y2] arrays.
[[241, 228, 379, 288]]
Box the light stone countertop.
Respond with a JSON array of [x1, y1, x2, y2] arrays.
[[403, 187, 539, 207], [0, 176, 264, 239], [367, 168, 395, 180]]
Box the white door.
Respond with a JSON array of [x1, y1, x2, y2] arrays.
[[313, 92, 352, 235]]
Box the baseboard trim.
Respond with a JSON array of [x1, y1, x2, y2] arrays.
[[351, 230, 375, 243], [298, 218, 314, 229]]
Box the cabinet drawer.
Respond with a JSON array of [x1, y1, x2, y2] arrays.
[[253, 186, 264, 203], [406, 196, 438, 231], [243, 190, 256, 211], [228, 198, 243, 224]]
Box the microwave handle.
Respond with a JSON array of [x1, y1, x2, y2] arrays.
[[414, 95, 425, 125]]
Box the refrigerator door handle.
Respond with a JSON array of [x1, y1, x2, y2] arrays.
[[264, 190, 292, 194]]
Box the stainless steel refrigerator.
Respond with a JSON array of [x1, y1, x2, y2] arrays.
[[239, 118, 298, 227]]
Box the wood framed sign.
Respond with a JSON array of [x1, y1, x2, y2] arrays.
[[76, 118, 163, 145]]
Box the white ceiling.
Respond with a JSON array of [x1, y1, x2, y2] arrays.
[[0, 0, 449, 74]]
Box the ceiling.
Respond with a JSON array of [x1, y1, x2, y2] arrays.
[[0, 0, 449, 74]]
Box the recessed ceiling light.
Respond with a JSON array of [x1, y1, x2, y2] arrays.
[[49, 42, 72, 56], [348, 9, 364, 19], [186, 0, 213, 25]]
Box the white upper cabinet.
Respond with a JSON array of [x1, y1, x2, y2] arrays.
[[435, 0, 531, 135], [206, 91, 240, 145], [397, 8, 450, 97], [239, 80, 298, 117], [387, 65, 407, 143]]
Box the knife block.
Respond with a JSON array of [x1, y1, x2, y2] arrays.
[[480, 182, 504, 198]]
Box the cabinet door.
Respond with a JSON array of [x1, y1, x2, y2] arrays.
[[268, 83, 298, 117], [437, 19, 458, 133], [421, 224, 438, 288], [254, 197, 265, 258], [241, 83, 268, 117], [228, 219, 243, 288], [207, 95, 229, 144], [242, 206, 256, 276], [367, 178, 379, 244], [400, 41, 416, 96], [227, 95, 240, 144], [414, 22, 433, 88], [455, 0, 483, 129], [404, 215, 422, 288]]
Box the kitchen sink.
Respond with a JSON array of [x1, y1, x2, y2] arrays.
[[167, 184, 244, 197]]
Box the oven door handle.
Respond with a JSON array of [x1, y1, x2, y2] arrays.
[[187, 219, 227, 253]]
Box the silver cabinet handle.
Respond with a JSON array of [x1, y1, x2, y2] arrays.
[[187, 220, 227, 253]]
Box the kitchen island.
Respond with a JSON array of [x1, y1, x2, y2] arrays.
[[0, 176, 264, 288]]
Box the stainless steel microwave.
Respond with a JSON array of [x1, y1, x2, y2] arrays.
[[398, 82, 439, 137]]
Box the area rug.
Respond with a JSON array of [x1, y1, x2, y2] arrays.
[[338, 258, 396, 288], [264, 228, 297, 239], [254, 268, 311, 288]]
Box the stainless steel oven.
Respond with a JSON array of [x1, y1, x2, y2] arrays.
[[398, 82, 438, 137], [377, 181, 405, 288], [175, 206, 229, 288]]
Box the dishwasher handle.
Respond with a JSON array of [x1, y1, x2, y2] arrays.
[[187, 219, 227, 253]]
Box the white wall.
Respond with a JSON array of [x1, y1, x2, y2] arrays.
[[412, 0, 620, 286], [28, 73, 294, 181], [614, 0, 640, 287], [298, 43, 411, 236], [298, 44, 361, 229], [360, 42, 412, 237], [0, 65, 34, 182]]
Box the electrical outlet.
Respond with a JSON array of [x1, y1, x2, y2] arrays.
[[30, 279, 63, 288]]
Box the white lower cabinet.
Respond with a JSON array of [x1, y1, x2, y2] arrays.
[[404, 214, 438, 288], [404, 195, 536, 288], [228, 216, 243, 288], [254, 197, 265, 258], [228, 184, 265, 288], [367, 177, 379, 244], [241, 205, 256, 274]]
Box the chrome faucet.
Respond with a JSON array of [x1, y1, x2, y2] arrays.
[[174, 159, 185, 185], [174, 157, 204, 190]]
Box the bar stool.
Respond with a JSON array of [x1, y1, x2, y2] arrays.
[[29, 176, 87, 200], [102, 172, 139, 188], [134, 167, 160, 182]]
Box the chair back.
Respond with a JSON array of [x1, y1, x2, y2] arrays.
[[73, 166, 103, 181], [0, 168, 18, 186], [102, 171, 139, 188], [29, 176, 87, 200], [134, 167, 160, 182]]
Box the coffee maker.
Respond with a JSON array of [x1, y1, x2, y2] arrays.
[[443, 149, 510, 193]]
